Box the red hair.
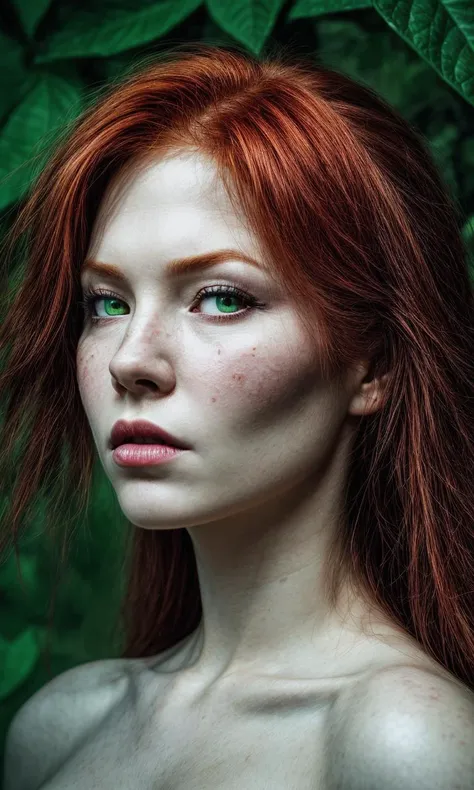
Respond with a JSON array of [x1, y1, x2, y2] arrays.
[[1, 43, 473, 690]]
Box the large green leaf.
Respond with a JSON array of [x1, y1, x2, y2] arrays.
[[374, 0, 474, 106], [289, 0, 372, 17], [0, 32, 33, 126], [408, 0, 474, 53], [206, 0, 287, 55], [0, 72, 83, 211], [11, 0, 53, 39], [34, 0, 203, 63], [290, 0, 474, 107], [316, 17, 457, 117]]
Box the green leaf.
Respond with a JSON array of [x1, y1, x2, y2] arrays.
[[432, 0, 474, 52], [288, 0, 372, 20], [34, 0, 203, 63], [316, 17, 458, 119], [289, 0, 474, 108], [0, 72, 83, 211], [374, 0, 474, 107], [11, 0, 53, 39], [206, 0, 286, 55], [0, 32, 33, 125]]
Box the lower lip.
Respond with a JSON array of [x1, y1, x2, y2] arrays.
[[112, 443, 187, 466]]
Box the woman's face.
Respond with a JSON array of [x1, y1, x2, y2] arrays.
[[76, 150, 361, 533]]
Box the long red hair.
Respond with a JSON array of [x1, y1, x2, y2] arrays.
[[1, 43, 473, 690]]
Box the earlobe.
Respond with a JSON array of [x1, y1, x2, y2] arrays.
[[348, 370, 390, 417]]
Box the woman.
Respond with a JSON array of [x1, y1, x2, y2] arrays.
[[1, 43, 474, 789]]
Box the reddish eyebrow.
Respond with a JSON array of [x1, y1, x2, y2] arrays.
[[81, 249, 263, 282]]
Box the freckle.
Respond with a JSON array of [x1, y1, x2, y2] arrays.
[[232, 373, 245, 382], [211, 397, 217, 402], [217, 349, 221, 355]]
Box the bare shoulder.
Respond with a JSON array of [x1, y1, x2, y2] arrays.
[[3, 658, 129, 790], [326, 665, 474, 789], [360, 663, 474, 733], [366, 662, 474, 703], [10, 657, 130, 732]]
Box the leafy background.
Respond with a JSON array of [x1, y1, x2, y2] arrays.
[[1, 0, 473, 777]]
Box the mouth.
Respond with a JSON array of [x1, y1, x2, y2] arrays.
[[110, 420, 190, 451]]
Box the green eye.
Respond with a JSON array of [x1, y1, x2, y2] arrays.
[[78, 284, 263, 324]]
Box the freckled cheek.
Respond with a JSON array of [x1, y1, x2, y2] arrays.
[[202, 347, 297, 415], [76, 348, 103, 406]]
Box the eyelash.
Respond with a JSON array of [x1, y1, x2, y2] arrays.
[[78, 284, 265, 325]]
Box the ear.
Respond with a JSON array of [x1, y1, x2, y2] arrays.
[[346, 360, 390, 418]]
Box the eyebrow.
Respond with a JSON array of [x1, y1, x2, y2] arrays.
[[81, 249, 264, 282]]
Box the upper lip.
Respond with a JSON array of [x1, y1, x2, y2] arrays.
[[110, 419, 190, 450]]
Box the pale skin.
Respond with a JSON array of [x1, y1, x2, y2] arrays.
[[76, 147, 392, 696], [4, 148, 473, 790]]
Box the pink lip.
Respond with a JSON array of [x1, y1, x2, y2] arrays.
[[112, 443, 186, 467], [110, 419, 190, 450]]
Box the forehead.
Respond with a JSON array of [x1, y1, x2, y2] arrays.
[[86, 150, 267, 271]]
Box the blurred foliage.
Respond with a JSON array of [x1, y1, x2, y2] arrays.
[[1, 0, 473, 779]]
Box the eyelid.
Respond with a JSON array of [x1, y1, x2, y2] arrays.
[[80, 272, 264, 296]]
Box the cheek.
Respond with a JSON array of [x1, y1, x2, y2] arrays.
[[76, 346, 102, 407], [202, 344, 318, 421]]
